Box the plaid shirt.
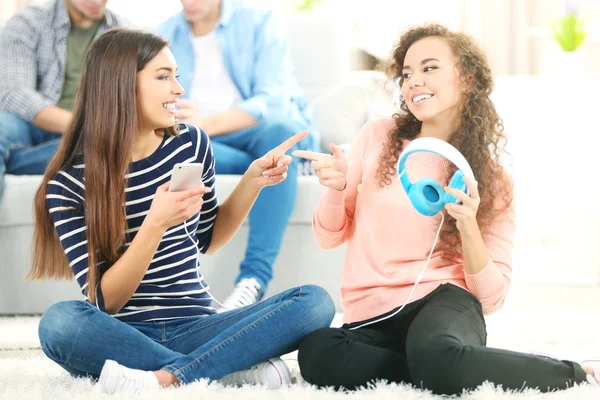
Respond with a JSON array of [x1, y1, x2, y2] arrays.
[[0, 0, 128, 122]]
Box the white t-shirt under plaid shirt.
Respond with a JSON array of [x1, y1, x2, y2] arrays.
[[46, 124, 219, 322]]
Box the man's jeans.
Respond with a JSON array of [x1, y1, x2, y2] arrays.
[[0, 111, 61, 200], [210, 118, 310, 292]]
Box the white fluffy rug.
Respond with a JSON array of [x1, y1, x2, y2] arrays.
[[0, 354, 597, 400], [1, 310, 599, 399], [0, 316, 40, 350]]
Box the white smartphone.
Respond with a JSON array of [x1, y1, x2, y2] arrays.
[[169, 163, 204, 192]]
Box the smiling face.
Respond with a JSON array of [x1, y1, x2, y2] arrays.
[[136, 47, 184, 132], [401, 36, 465, 126]]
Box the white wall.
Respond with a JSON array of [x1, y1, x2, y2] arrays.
[[106, 0, 181, 29], [492, 75, 600, 286], [348, 0, 464, 60], [3, 0, 598, 76], [348, 0, 600, 75], [0, 0, 181, 25], [0, 0, 37, 20]]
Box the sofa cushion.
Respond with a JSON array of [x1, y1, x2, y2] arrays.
[[0, 175, 42, 227], [286, 13, 352, 102], [312, 70, 396, 148], [0, 174, 324, 227]]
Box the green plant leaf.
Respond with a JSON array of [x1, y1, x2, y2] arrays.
[[294, 0, 325, 13], [552, 11, 586, 51]]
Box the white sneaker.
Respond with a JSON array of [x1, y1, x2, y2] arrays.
[[99, 359, 160, 395], [218, 357, 291, 389], [218, 278, 263, 312]]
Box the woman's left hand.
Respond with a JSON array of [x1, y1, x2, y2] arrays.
[[245, 130, 308, 189], [444, 175, 480, 233]]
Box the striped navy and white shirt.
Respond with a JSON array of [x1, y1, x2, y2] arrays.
[[46, 124, 219, 322]]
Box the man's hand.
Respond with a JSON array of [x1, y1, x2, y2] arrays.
[[33, 106, 72, 134]]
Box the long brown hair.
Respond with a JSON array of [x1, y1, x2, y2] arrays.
[[29, 29, 178, 302], [378, 23, 513, 259]]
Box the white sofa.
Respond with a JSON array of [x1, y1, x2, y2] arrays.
[[0, 14, 395, 314]]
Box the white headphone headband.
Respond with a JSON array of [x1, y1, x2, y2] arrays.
[[400, 137, 475, 181]]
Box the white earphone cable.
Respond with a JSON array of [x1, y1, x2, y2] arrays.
[[348, 212, 445, 330], [182, 204, 445, 319], [183, 220, 231, 311]]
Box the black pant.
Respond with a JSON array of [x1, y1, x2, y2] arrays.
[[298, 284, 587, 395]]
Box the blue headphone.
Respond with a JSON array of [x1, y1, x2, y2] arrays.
[[398, 137, 475, 216]]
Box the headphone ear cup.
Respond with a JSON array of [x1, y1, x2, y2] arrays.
[[409, 178, 445, 216], [443, 171, 466, 204]]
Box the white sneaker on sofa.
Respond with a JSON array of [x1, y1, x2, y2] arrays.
[[218, 358, 291, 389], [218, 278, 263, 312]]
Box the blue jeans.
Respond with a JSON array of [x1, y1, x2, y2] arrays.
[[0, 111, 61, 200], [38, 285, 335, 384], [211, 118, 309, 291]]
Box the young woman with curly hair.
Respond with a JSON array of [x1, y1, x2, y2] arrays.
[[293, 23, 598, 395]]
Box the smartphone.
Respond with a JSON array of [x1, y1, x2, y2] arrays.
[[169, 163, 204, 192]]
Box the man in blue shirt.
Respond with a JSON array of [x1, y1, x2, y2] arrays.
[[156, 0, 318, 309]]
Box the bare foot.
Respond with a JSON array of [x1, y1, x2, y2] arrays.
[[153, 370, 179, 387], [583, 364, 594, 376]]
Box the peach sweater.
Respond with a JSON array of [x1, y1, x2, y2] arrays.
[[313, 118, 515, 324]]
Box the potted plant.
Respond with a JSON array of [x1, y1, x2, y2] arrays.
[[551, 1, 586, 52], [543, 1, 587, 74]]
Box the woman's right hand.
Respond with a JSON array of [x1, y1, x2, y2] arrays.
[[293, 143, 348, 191], [146, 182, 212, 232]]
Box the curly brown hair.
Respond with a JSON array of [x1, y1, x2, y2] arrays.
[[378, 23, 513, 259]]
